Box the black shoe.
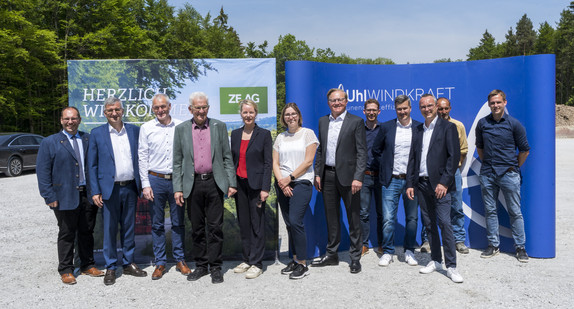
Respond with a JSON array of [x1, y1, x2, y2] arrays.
[[310, 255, 339, 267], [104, 269, 116, 286], [289, 263, 309, 280], [211, 268, 224, 284], [350, 260, 361, 274], [281, 260, 297, 275], [187, 267, 209, 281], [481, 245, 500, 258], [123, 263, 147, 277], [516, 247, 529, 263]]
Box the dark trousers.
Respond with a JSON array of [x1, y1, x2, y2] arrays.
[[235, 177, 265, 268], [53, 191, 99, 275], [322, 169, 363, 261], [187, 176, 224, 270], [276, 180, 312, 261], [417, 178, 456, 268]]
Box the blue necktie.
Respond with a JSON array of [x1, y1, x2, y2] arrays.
[[72, 136, 85, 184]]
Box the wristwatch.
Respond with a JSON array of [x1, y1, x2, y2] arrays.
[[289, 174, 295, 181]]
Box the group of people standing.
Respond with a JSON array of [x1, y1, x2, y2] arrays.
[[36, 87, 529, 286]]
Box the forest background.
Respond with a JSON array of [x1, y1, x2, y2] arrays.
[[2, 0, 574, 135]]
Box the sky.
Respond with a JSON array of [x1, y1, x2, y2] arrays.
[[167, 0, 571, 64]]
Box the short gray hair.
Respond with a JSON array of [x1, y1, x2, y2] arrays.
[[104, 96, 123, 109], [189, 92, 209, 107], [152, 93, 170, 104]]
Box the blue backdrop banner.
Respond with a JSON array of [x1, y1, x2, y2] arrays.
[[285, 55, 555, 258]]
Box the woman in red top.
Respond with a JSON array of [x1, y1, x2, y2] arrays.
[[230, 99, 272, 279]]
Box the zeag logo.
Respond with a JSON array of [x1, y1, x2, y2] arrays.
[[219, 87, 268, 114]]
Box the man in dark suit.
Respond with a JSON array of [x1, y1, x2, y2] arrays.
[[371, 95, 421, 267], [37, 106, 103, 285], [173, 91, 237, 284], [406, 94, 462, 283], [313, 88, 367, 274], [88, 96, 147, 285]]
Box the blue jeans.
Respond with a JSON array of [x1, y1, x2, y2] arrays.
[[276, 181, 312, 261], [479, 170, 525, 248], [359, 174, 383, 247], [149, 174, 185, 265], [421, 169, 466, 243], [381, 178, 418, 254]]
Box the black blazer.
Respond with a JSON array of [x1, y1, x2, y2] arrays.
[[230, 124, 272, 192], [372, 118, 421, 188], [406, 117, 460, 192], [314, 112, 367, 186]]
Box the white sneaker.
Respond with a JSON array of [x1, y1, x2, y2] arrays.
[[245, 265, 262, 279], [419, 260, 442, 274], [233, 262, 250, 273], [405, 250, 418, 266], [447, 267, 464, 283], [378, 254, 393, 266]]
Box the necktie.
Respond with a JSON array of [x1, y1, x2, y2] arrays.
[[72, 136, 85, 184]]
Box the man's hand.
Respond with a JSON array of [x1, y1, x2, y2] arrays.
[[435, 184, 448, 199], [351, 180, 362, 195], [92, 194, 103, 208], [314, 176, 322, 192], [406, 188, 415, 200], [47, 201, 58, 208], [142, 187, 154, 201], [175, 191, 184, 207], [228, 187, 237, 197]]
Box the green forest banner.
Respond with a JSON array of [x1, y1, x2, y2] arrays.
[[68, 58, 278, 262]]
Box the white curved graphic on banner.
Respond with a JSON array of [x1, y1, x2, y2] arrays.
[[462, 102, 512, 238]]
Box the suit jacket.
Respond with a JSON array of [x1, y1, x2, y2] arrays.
[[172, 118, 236, 198], [406, 117, 460, 192], [230, 124, 272, 192], [314, 112, 367, 186], [87, 123, 141, 200], [372, 118, 422, 188], [36, 131, 91, 211]]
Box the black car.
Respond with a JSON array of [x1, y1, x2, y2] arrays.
[[0, 133, 44, 177]]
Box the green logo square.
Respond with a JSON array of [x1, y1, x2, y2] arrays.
[[219, 87, 268, 114]]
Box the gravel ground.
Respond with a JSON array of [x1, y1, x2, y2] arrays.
[[0, 139, 572, 308]]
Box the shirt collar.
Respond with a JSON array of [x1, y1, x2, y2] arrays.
[[62, 130, 80, 139], [108, 124, 125, 134], [154, 117, 175, 127], [192, 117, 209, 129], [329, 110, 347, 121], [396, 118, 412, 129], [424, 116, 438, 131]]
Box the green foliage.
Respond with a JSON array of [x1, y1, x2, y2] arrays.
[[556, 2, 574, 105], [467, 30, 499, 60]]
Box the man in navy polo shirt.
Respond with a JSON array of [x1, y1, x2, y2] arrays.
[[476, 89, 530, 263]]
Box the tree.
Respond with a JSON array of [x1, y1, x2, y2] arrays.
[[467, 30, 499, 60], [555, 2, 574, 105], [534, 22, 556, 54], [501, 27, 518, 57], [516, 14, 537, 55]]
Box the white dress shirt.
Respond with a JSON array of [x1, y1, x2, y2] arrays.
[[109, 124, 134, 182], [325, 110, 347, 167], [138, 117, 182, 188], [419, 116, 438, 177], [392, 119, 412, 175]]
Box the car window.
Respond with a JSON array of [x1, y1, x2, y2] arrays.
[[10, 137, 23, 145], [11, 136, 37, 146], [34, 136, 43, 144]]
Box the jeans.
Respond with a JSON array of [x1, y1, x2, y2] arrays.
[[359, 174, 383, 247], [149, 174, 185, 266], [381, 178, 418, 254], [276, 181, 312, 261], [479, 170, 525, 248], [421, 169, 466, 243]]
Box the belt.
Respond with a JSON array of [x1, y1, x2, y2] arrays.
[[195, 173, 213, 180], [392, 174, 406, 179], [325, 166, 336, 171], [77, 185, 86, 192], [419, 176, 430, 182], [114, 180, 134, 186], [149, 171, 172, 180], [365, 170, 378, 176]]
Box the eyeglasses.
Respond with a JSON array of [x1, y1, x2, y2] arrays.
[[284, 113, 298, 118], [420, 104, 435, 110], [328, 98, 346, 103], [365, 109, 379, 113], [104, 108, 122, 114], [192, 105, 209, 111], [62, 117, 80, 122]]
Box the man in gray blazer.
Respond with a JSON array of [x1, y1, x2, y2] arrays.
[[173, 91, 237, 284], [313, 88, 367, 273]]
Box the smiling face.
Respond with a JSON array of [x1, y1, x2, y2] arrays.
[[189, 97, 209, 126], [241, 103, 257, 126], [328, 90, 348, 118], [419, 96, 437, 124], [60, 108, 81, 135], [152, 96, 172, 124], [104, 101, 124, 127], [363, 103, 380, 122], [395, 101, 412, 125], [283, 107, 300, 130], [488, 94, 507, 120], [437, 98, 451, 120]]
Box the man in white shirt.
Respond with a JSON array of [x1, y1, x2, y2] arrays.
[[138, 94, 190, 280]]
